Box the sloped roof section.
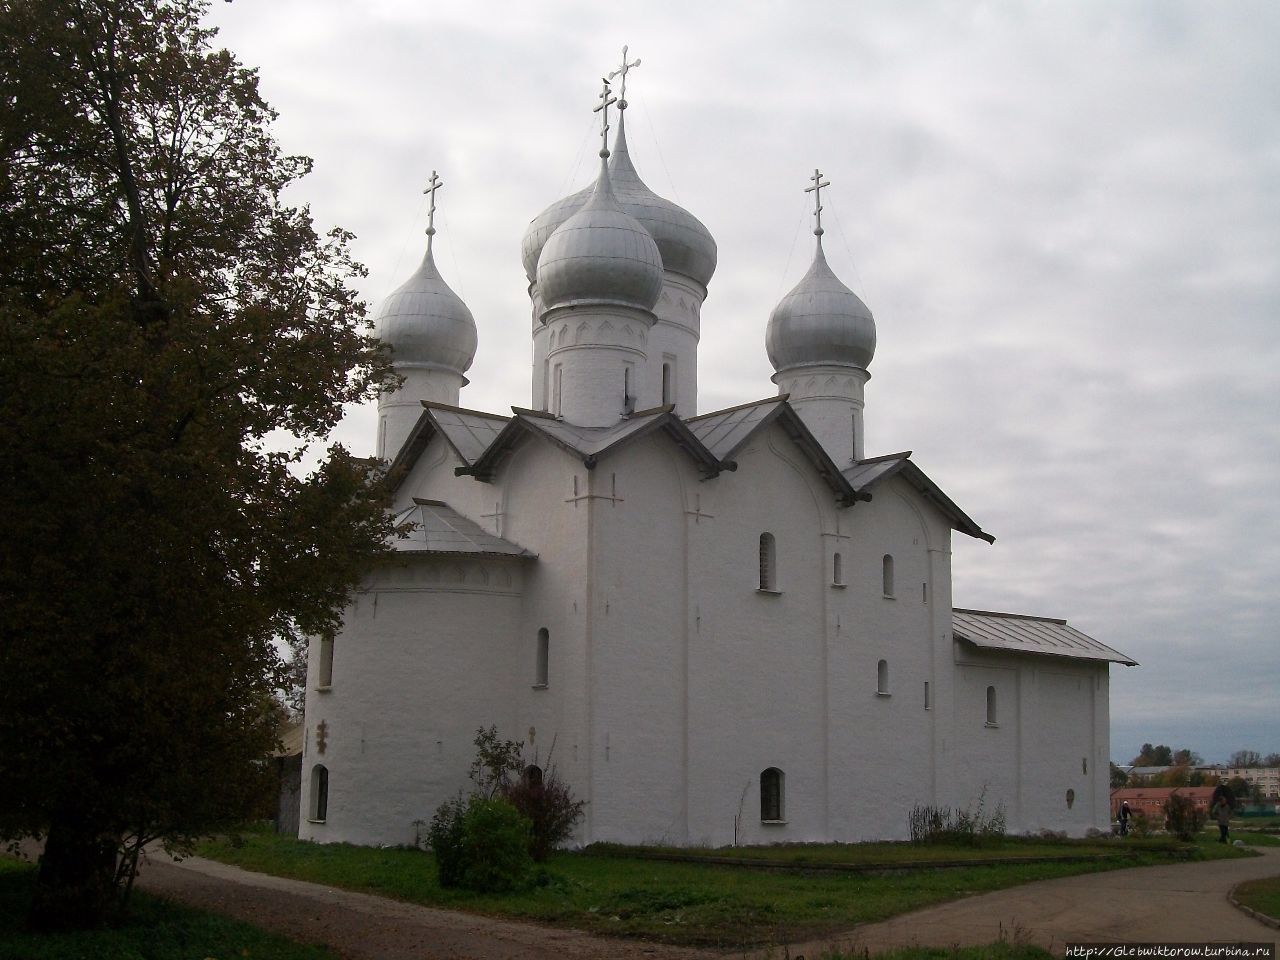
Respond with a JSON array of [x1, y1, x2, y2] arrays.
[[427, 403, 510, 465], [843, 453, 994, 543], [464, 406, 720, 482], [953, 608, 1136, 665], [686, 396, 789, 460], [391, 499, 535, 557]]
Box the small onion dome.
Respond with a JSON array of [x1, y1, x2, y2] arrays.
[[535, 157, 663, 313], [521, 113, 717, 289], [372, 245, 477, 374], [766, 240, 876, 372]]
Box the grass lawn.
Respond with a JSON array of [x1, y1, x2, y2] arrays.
[[196, 831, 1251, 949], [1234, 875, 1280, 923], [0, 857, 338, 960]]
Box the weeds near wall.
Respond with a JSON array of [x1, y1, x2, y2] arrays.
[[909, 787, 1007, 845]]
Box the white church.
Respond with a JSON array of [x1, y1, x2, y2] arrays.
[[300, 66, 1135, 848]]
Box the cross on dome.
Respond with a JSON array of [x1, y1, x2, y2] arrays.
[[609, 45, 641, 109], [593, 78, 617, 157], [423, 169, 444, 249], [804, 168, 830, 237]]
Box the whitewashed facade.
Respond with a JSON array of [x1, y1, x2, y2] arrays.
[[299, 89, 1134, 849]]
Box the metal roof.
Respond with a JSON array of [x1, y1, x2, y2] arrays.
[[426, 403, 510, 465], [953, 608, 1136, 665], [391, 499, 535, 557], [844, 454, 994, 543], [686, 397, 789, 460]]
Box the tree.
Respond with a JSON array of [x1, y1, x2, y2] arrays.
[[1131, 743, 1174, 767], [1263, 753, 1280, 768], [0, 0, 394, 929], [1172, 748, 1202, 767], [1230, 750, 1263, 768], [1110, 763, 1129, 789]]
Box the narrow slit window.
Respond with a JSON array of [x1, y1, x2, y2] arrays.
[[662, 362, 673, 405], [758, 533, 777, 591], [309, 765, 329, 822], [986, 685, 998, 725], [535, 628, 549, 687], [924, 681, 931, 710], [760, 767, 784, 821], [877, 659, 889, 695], [833, 552, 844, 585], [882, 555, 895, 597], [317, 636, 334, 688]]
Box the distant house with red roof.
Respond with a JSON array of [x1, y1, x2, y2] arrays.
[[1111, 786, 1215, 820]]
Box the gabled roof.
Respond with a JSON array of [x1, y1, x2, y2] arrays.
[[391, 499, 535, 557], [686, 397, 868, 505], [953, 608, 1136, 665], [387, 402, 511, 491], [461, 405, 721, 483], [844, 453, 995, 543]]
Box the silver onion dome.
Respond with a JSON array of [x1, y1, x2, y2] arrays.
[[535, 155, 664, 313], [372, 245, 477, 374], [766, 239, 876, 371], [522, 112, 717, 289]]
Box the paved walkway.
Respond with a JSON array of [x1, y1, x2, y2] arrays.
[[135, 847, 1280, 959]]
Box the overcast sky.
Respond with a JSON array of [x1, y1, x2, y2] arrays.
[[207, 0, 1279, 767]]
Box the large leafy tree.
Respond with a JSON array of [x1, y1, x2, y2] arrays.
[[0, 0, 394, 929]]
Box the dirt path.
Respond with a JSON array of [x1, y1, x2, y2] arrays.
[[135, 847, 1280, 959]]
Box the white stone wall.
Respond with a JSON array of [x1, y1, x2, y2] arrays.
[[302, 418, 1114, 848]]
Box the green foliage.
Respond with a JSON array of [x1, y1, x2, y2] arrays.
[[468, 726, 524, 800], [1233, 876, 1280, 924], [1109, 762, 1129, 788], [198, 830, 1232, 949], [908, 791, 1007, 846], [0, 0, 394, 929], [1162, 792, 1206, 841], [427, 796, 533, 893], [503, 767, 586, 862]]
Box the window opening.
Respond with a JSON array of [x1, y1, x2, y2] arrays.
[[986, 685, 998, 725], [924, 681, 931, 710], [662, 362, 673, 405], [882, 554, 895, 597], [833, 552, 843, 585], [524, 765, 544, 788], [535, 628, 549, 687], [310, 765, 329, 822], [877, 659, 889, 695], [318, 636, 334, 688], [758, 533, 777, 591], [760, 767, 784, 821]]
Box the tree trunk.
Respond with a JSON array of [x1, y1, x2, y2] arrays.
[[27, 816, 119, 931]]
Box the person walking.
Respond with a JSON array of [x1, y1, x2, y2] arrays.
[[1118, 800, 1132, 837], [1211, 794, 1232, 843]]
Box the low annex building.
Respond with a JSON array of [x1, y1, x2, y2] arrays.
[[300, 61, 1136, 848]]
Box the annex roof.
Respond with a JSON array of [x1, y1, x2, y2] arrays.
[[844, 453, 995, 543], [387, 402, 511, 491], [390, 499, 535, 558], [953, 608, 1137, 665]]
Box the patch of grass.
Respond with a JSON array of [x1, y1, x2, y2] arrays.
[[0, 857, 337, 960], [831, 945, 1052, 960], [195, 831, 1237, 948], [1234, 876, 1280, 922]]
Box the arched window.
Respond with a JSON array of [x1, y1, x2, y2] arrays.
[[535, 628, 549, 687], [986, 685, 998, 725], [524, 765, 544, 788], [309, 764, 329, 822], [758, 533, 777, 591], [317, 636, 334, 688], [832, 552, 844, 585], [662, 362, 673, 405], [553, 365, 563, 417], [760, 767, 784, 821], [877, 659, 889, 695], [882, 554, 895, 597]]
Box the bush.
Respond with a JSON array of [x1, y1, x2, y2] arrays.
[[1163, 792, 1206, 841], [428, 795, 533, 892], [504, 770, 586, 862]]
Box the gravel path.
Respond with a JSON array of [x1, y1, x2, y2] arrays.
[[135, 846, 1280, 959]]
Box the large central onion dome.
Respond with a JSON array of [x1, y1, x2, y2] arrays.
[[372, 244, 477, 374], [766, 239, 876, 372], [535, 152, 664, 313], [522, 112, 717, 290]]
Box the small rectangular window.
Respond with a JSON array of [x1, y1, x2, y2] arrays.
[[924, 681, 931, 710]]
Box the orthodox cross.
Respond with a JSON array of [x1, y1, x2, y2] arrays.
[[608, 45, 641, 109], [804, 168, 830, 237], [593, 78, 617, 155], [423, 170, 444, 248], [315, 719, 329, 755]]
